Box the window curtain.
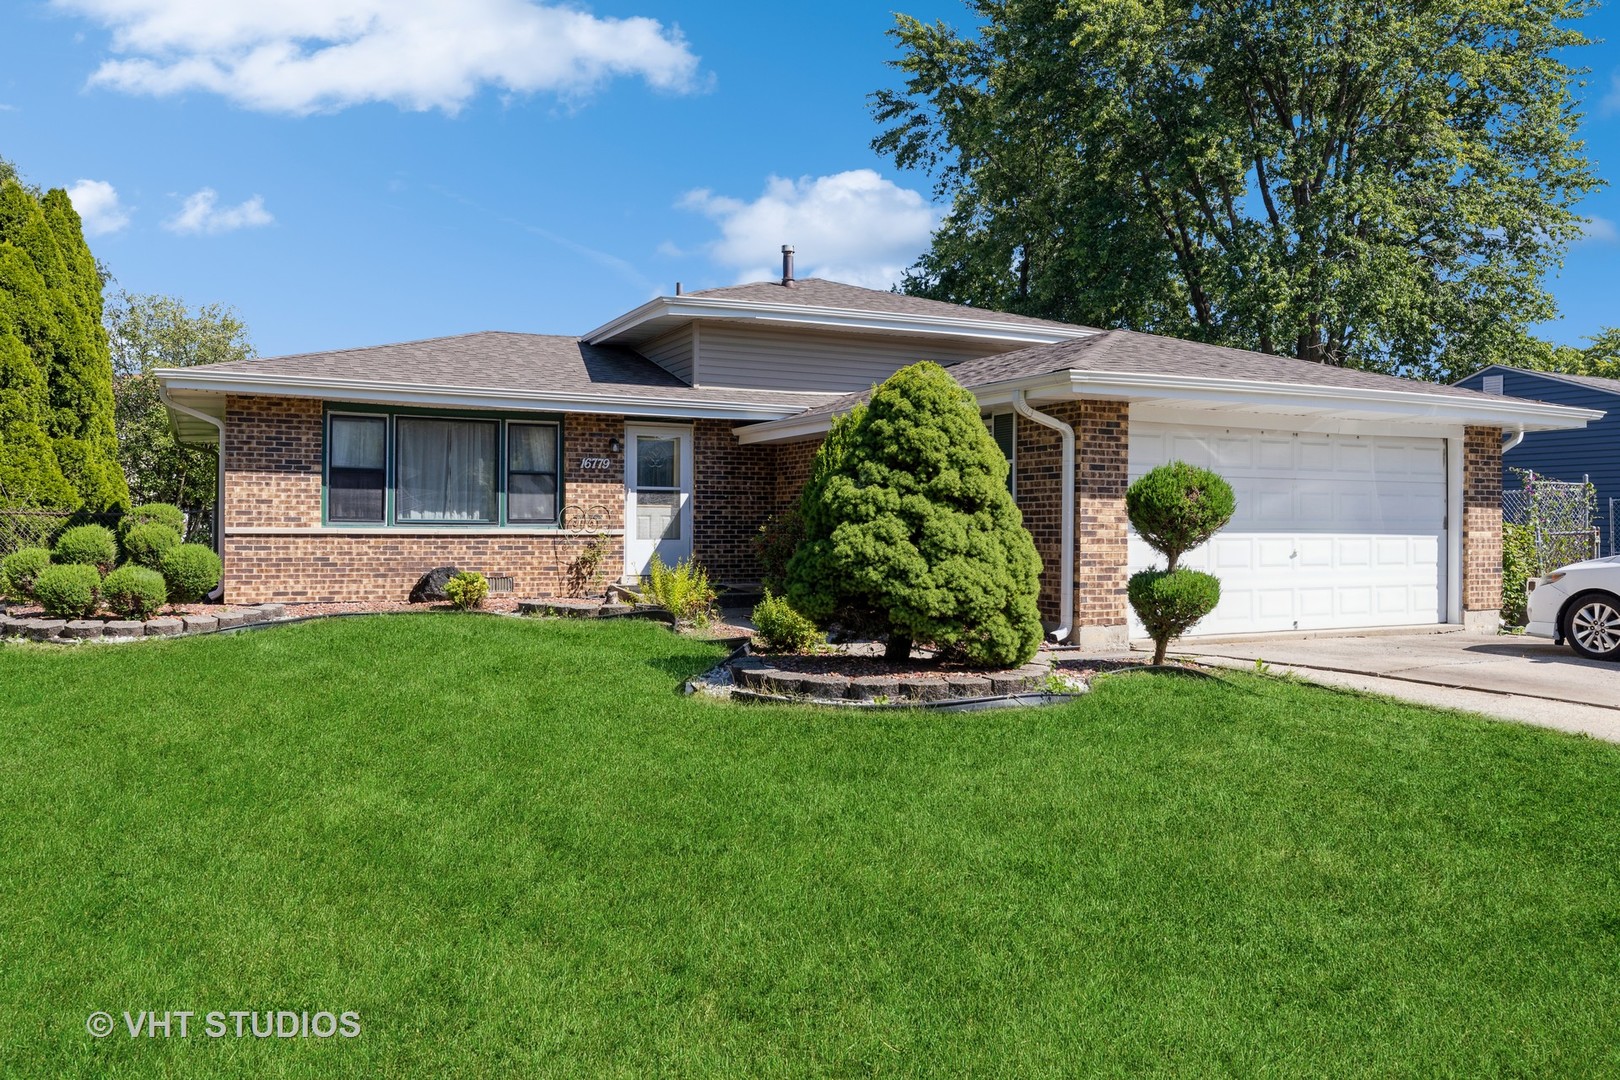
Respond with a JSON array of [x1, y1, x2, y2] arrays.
[[330, 415, 385, 469], [507, 424, 558, 523], [396, 418, 497, 522]]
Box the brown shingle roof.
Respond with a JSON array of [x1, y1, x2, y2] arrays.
[[688, 278, 1096, 334], [190, 331, 832, 408]]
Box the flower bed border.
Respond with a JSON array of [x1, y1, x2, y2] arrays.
[[703, 649, 1077, 706], [0, 604, 290, 644]]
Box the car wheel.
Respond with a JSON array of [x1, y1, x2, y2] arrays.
[[1562, 591, 1620, 661]]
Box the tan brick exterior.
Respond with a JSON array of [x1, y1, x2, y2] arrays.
[[1462, 425, 1504, 615], [1012, 409, 1065, 622], [691, 420, 777, 582]]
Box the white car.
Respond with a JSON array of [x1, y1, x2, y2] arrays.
[[1526, 555, 1620, 661]]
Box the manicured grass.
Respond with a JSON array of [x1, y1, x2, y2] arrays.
[[1, 615, 1618, 1077]]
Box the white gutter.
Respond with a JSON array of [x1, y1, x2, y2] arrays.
[[158, 385, 226, 600], [1012, 391, 1074, 643], [1502, 426, 1526, 453]]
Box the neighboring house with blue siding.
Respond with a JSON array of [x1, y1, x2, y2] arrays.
[[1455, 366, 1619, 552]]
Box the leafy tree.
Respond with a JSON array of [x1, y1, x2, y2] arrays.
[[1509, 329, 1620, 381], [786, 361, 1043, 666], [108, 292, 254, 536], [873, 0, 1600, 382]]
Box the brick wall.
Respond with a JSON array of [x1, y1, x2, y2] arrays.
[[1462, 425, 1504, 613], [1013, 410, 1065, 622], [1073, 401, 1130, 631], [691, 419, 777, 582], [224, 395, 322, 529], [773, 437, 822, 511]]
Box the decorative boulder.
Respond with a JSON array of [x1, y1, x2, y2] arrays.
[[409, 566, 461, 603]]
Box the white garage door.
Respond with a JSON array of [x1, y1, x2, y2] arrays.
[[1128, 423, 1447, 636]]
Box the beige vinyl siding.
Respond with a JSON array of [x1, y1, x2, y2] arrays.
[[640, 325, 696, 384], [695, 324, 1010, 393]]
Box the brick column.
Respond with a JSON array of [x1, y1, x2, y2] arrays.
[[1461, 426, 1503, 631]]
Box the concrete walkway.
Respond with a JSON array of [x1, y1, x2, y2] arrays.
[[1156, 627, 1620, 742]]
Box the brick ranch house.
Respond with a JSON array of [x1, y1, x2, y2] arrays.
[[156, 258, 1599, 646]]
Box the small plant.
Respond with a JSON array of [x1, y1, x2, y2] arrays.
[[33, 564, 102, 619], [751, 590, 824, 653], [1126, 461, 1236, 664], [565, 533, 612, 597], [1254, 657, 1271, 675], [1, 547, 52, 601], [643, 555, 716, 627], [101, 565, 168, 620], [752, 509, 804, 594], [161, 543, 223, 604], [119, 503, 186, 540], [445, 571, 490, 610], [53, 524, 119, 575], [122, 522, 183, 569]]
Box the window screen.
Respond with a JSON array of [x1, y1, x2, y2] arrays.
[[507, 423, 559, 523], [328, 415, 386, 522]]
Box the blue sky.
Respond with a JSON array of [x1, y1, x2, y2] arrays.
[[2, 0, 1617, 361]]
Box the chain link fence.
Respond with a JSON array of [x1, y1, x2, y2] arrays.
[[1502, 475, 1599, 572], [1, 506, 213, 560]]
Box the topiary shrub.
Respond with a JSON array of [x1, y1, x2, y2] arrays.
[[101, 565, 168, 620], [1126, 461, 1237, 663], [119, 502, 186, 541], [644, 555, 716, 627], [160, 543, 222, 603], [1, 547, 52, 601], [33, 563, 102, 619], [53, 524, 118, 575], [122, 522, 182, 569], [444, 570, 489, 610], [785, 362, 1043, 666], [751, 590, 824, 654]]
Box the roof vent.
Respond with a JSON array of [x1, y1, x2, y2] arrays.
[[781, 245, 796, 288], [1483, 374, 1504, 395]]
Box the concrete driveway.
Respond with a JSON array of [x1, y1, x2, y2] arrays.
[[1161, 628, 1620, 742]]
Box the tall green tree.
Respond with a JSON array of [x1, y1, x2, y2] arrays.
[[108, 292, 253, 531], [873, 0, 1601, 382]]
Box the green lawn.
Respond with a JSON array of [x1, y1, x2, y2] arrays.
[[1, 615, 1618, 1077]]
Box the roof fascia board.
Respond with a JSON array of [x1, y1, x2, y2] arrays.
[[584, 295, 1094, 346], [154, 370, 826, 422]]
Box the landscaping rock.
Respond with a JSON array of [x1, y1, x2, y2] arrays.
[[0, 615, 18, 637], [251, 604, 287, 620], [845, 676, 901, 701], [409, 567, 460, 603], [144, 618, 183, 637], [62, 620, 105, 640], [103, 621, 145, 640], [900, 677, 950, 702], [213, 611, 250, 630], [944, 674, 994, 697], [987, 670, 1034, 695], [182, 615, 219, 634], [24, 619, 66, 641], [795, 672, 847, 700], [759, 671, 807, 696]]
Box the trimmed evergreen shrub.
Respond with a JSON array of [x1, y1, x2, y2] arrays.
[[53, 524, 118, 575], [1126, 461, 1237, 663], [752, 508, 804, 595], [1, 546, 52, 601], [644, 555, 716, 627], [33, 563, 101, 619], [119, 502, 186, 540], [785, 362, 1043, 667], [1127, 569, 1222, 663], [122, 522, 182, 569], [101, 564, 167, 620], [160, 543, 222, 603], [751, 591, 824, 654], [444, 571, 489, 611]]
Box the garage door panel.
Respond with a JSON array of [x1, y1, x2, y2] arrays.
[[1128, 423, 1447, 636]]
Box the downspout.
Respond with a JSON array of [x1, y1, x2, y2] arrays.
[[1012, 390, 1074, 643], [158, 385, 226, 601], [1502, 425, 1526, 454]]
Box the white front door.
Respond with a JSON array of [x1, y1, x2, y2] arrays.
[[1128, 423, 1448, 636], [624, 425, 694, 579]]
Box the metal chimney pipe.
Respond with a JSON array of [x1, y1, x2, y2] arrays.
[[781, 245, 796, 287], [675, 282, 683, 296]]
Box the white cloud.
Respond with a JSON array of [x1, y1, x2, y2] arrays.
[[1603, 71, 1620, 115], [164, 188, 273, 235], [1582, 216, 1618, 244], [65, 178, 130, 235], [681, 170, 940, 289], [52, 0, 702, 115]]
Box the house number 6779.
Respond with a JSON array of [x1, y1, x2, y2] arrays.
[[579, 457, 613, 470]]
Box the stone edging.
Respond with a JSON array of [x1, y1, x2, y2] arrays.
[[726, 650, 1063, 704], [0, 605, 290, 644], [517, 599, 673, 622]]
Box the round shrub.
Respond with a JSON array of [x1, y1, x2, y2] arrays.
[[1, 547, 52, 601], [1126, 461, 1236, 569], [119, 502, 185, 540], [33, 564, 103, 619], [160, 543, 222, 603], [53, 524, 119, 575], [445, 571, 489, 611], [101, 565, 168, 620], [123, 522, 182, 569], [751, 591, 824, 654], [1128, 568, 1222, 664]]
